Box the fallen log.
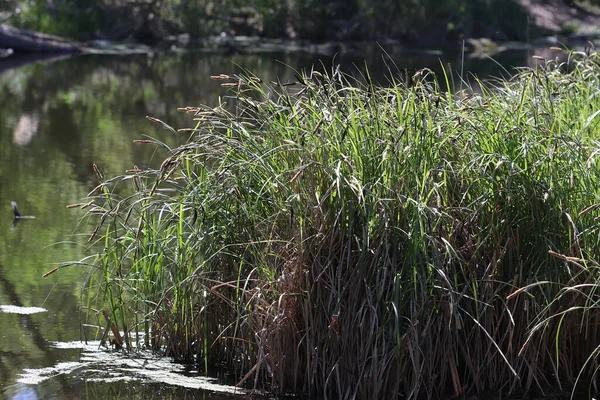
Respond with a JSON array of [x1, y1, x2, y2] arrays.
[[0, 23, 83, 53]]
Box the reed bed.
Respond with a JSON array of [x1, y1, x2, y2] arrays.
[[70, 49, 600, 399]]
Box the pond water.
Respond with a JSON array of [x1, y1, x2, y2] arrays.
[[0, 46, 549, 399]]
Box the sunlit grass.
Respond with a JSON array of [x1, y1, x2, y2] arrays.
[[71, 49, 600, 399]]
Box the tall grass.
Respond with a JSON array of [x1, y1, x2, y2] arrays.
[[70, 49, 600, 399]]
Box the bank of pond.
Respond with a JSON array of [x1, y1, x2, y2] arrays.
[[63, 48, 600, 399]]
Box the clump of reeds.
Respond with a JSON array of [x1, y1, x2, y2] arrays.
[[72, 51, 600, 399]]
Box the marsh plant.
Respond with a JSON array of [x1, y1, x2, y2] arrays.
[[67, 49, 600, 399]]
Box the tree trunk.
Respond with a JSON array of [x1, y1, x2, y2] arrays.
[[0, 24, 83, 53]]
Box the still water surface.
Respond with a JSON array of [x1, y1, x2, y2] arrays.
[[0, 47, 540, 399]]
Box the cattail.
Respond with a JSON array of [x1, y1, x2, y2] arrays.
[[93, 163, 104, 180], [177, 107, 199, 113], [42, 267, 59, 278], [80, 201, 94, 209], [210, 74, 232, 80], [146, 116, 162, 124], [66, 203, 81, 209]]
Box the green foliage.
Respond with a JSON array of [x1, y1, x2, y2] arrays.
[[75, 50, 600, 399], [560, 20, 580, 36], [0, 0, 535, 44], [9, 0, 104, 39]]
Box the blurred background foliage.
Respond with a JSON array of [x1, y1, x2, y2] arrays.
[[0, 0, 567, 45]]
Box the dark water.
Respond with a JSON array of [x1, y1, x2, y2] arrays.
[[0, 46, 546, 399]]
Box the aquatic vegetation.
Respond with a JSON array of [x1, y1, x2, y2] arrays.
[[69, 49, 600, 399]]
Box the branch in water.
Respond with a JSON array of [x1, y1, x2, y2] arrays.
[[11, 201, 20, 218]]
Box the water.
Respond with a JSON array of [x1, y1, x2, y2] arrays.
[[0, 46, 543, 399]]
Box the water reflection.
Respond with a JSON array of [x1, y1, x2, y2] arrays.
[[12, 113, 39, 147], [0, 47, 543, 399]]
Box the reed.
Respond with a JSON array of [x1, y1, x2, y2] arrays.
[[72, 49, 600, 399]]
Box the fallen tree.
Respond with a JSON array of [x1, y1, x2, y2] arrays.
[[0, 23, 83, 53]]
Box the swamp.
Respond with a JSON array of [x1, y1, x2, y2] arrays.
[[3, 1, 600, 400]]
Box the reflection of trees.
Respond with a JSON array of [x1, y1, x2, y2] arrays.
[[0, 53, 306, 182], [12, 112, 39, 146], [0, 49, 541, 186], [0, 266, 49, 357], [0, 266, 80, 397]]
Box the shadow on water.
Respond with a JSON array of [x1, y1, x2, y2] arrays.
[[0, 52, 76, 75], [0, 45, 554, 399]]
